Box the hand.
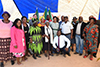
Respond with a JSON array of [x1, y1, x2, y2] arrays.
[[70, 35, 73, 39], [14, 45, 17, 48], [30, 38, 32, 43], [47, 36, 50, 39], [56, 48, 60, 52], [42, 34, 45, 37], [65, 48, 68, 51], [25, 31, 27, 33]]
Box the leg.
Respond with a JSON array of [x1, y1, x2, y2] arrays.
[[79, 38, 83, 55], [75, 35, 79, 54], [17, 57, 21, 65], [1, 61, 4, 67]]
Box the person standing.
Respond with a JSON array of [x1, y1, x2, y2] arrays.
[[29, 20, 43, 59], [10, 19, 26, 65], [59, 16, 64, 26], [21, 16, 30, 57], [50, 16, 59, 37], [74, 16, 86, 56], [71, 17, 77, 52], [60, 16, 73, 56], [38, 16, 45, 27], [0, 11, 15, 67], [53, 31, 70, 57], [83, 17, 99, 60], [41, 20, 53, 57]]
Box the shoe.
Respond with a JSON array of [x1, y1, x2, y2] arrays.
[[11, 60, 15, 65], [63, 54, 66, 57], [71, 49, 74, 52], [27, 54, 30, 57], [90, 55, 93, 61], [1, 62, 4, 67], [83, 55, 88, 58], [44, 54, 47, 57], [32, 54, 37, 59], [74, 52, 79, 54], [67, 53, 71, 56], [79, 54, 82, 56], [37, 55, 41, 58]]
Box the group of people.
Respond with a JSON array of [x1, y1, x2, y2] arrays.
[[0, 11, 99, 67]]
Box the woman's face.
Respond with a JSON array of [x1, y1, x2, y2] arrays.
[[22, 18, 27, 23], [41, 18, 44, 23], [46, 22, 49, 27], [17, 20, 21, 27], [90, 19, 94, 24], [3, 14, 9, 20], [53, 18, 57, 22]]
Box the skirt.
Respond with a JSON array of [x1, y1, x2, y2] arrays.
[[0, 38, 15, 61], [44, 42, 52, 51]]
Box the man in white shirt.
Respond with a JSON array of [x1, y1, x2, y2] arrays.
[[53, 31, 70, 57], [60, 16, 73, 56], [74, 16, 87, 56]]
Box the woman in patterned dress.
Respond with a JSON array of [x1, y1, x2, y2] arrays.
[[10, 19, 26, 65], [29, 20, 43, 59], [83, 17, 99, 60], [0, 11, 15, 67]]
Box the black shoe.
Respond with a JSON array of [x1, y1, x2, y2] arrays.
[[79, 54, 82, 56], [63, 54, 66, 57], [32, 54, 37, 59], [37, 55, 41, 58], [71, 49, 74, 52], [44, 54, 47, 57], [67, 53, 71, 56], [49, 54, 54, 56], [1, 62, 4, 67], [74, 52, 79, 54], [11, 60, 15, 65]]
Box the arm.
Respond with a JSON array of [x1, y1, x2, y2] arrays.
[[10, 27, 17, 46], [53, 37, 57, 48], [64, 36, 70, 48]]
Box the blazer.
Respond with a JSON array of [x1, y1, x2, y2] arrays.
[[10, 26, 26, 53], [73, 22, 88, 39]]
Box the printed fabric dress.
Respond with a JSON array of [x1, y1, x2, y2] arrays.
[[29, 26, 43, 54], [83, 24, 99, 53]]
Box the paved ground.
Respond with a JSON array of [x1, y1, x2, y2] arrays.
[[4, 45, 100, 67]]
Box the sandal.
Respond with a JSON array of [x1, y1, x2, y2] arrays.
[[83, 55, 88, 58], [90, 55, 93, 61]]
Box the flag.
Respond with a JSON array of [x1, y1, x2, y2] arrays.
[[99, 8, 100, 20], [44, 7, 47, 20], [48, 8, 53, 21], [36, 8, 39, 21]]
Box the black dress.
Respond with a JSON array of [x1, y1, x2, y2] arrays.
[[24, 25, 29, 49]]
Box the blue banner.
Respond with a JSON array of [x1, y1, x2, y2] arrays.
[[13, 0, 58, 18], [0, 0, 3, 19]]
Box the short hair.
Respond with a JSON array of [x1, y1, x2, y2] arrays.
[[64, 16, 68, 19], [12, 18, 22, 29], [21, 16, 27, 21]]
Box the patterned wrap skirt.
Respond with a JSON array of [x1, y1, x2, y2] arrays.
[[0, 38, 15, 61]]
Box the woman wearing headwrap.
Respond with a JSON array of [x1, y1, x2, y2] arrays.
[[41, 20, 53, 57], [29, 20, 43, 59], [0, 11, 15, 67], [83, 17, 99, 60], [38, 16, 45, 27]]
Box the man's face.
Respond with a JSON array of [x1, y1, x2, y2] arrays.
[[73, 19, 77, 23], [61, 16, 64, 21], [57, 31, 61, 36], [79, 17, 83, 22], [64, 18, 68, 22]]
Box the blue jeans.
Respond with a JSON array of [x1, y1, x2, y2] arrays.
[[75, 34, 83, 54], [65, 34, 71, 52]]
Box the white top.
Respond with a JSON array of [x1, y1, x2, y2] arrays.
[[76, 23, 82, 34], [53, 35, 70, 48], [60, 22, 73, 34]]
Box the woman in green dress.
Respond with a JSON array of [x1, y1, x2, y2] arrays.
[[29, 20, 43, 59]]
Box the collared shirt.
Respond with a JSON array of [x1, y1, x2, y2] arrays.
[[53, 35, 70, 48], [76, 22, 82, 34], [60, 22, 73, 34]]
